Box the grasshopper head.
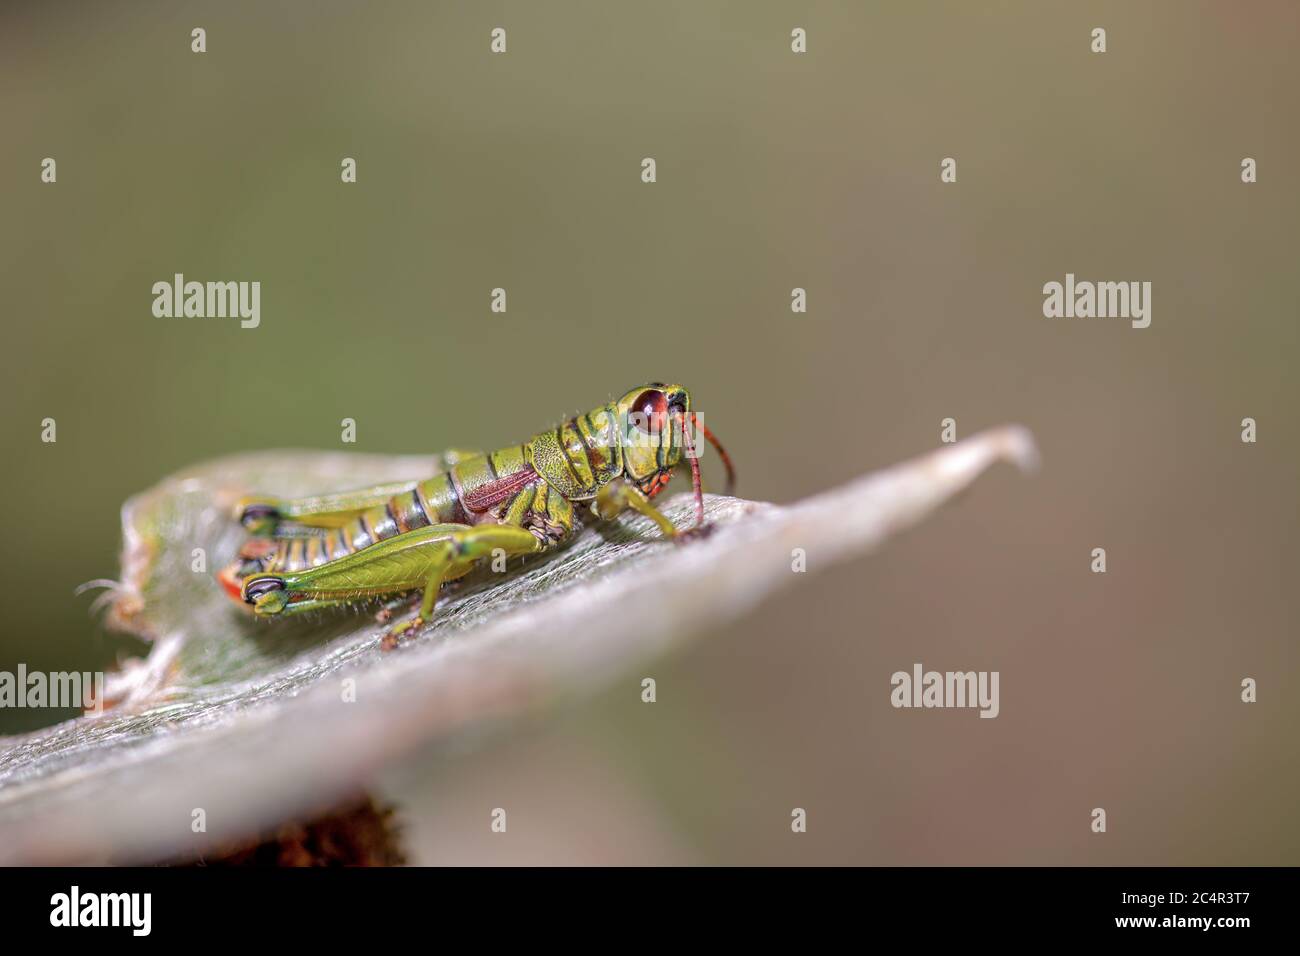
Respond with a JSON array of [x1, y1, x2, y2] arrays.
[[609, 382, 735, 530], [613, 383, 693, 494]]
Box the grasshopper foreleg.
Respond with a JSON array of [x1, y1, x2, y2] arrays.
[[593, 477, 711, 539]]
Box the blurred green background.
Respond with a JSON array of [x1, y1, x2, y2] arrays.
[[2, 1, 1297, 863]]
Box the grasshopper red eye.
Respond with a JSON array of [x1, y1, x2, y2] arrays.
[[631, 389, 668, 433]]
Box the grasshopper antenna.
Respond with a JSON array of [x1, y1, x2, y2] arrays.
[[691, 412, 735, 495], [676, 411, 706, 528]]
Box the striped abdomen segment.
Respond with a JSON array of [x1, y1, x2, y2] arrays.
[[264, 447, 540, 573], [267, 473, 468, 572]]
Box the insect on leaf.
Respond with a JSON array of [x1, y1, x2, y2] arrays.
[[0, 427, 1037, 863]]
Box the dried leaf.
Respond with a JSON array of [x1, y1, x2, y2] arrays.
[[0, 426, 1037, 864]]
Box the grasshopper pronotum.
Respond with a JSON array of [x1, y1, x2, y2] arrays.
[[218, 384, 734, 647]]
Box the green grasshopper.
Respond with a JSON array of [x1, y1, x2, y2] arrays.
[[217, 384, 734, 646]]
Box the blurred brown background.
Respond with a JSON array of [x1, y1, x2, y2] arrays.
[[1, 1, 1296, 863]]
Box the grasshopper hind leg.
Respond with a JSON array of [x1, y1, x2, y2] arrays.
[[236, 499, 282, 535], [234, 449, 482, 537], [238, 576, 405, 619], [238, 522, 545, 649]]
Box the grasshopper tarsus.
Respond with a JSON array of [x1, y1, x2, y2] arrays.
[[380, 615, 428, 651], [675, 522, 717, 543]]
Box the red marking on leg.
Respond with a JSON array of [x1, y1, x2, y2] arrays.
[[239, 538, 277, 559], [217, 564, 246, 603], [644, 472, 671, 499]]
